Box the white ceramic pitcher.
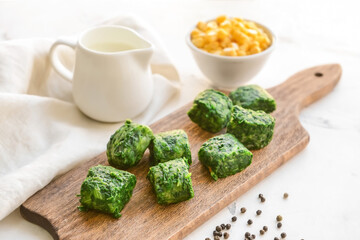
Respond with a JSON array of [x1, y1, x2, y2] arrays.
[[49, 25, 154, 122]]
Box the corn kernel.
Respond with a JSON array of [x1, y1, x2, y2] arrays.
[[206, 21, 218, 31], [250, 46, 261, 54], [231, 42, 239, 49], [197, 21, 207, 31], [247, 29, 258, 36], [220, 37, 231, 48], [220, 20, 232, 28], [239, 42, 249, 52], [211, 50, 223, 55], [204, 41, 220, 51], [191, 29, 203, 38], [192, 38, 205, 48], [235, 21, 246, 31], [217, 28, 229, 40], [233, 17, 244, 22], [237, 50, 246, 56], [233, 30, 249, 44], [216, 15, 227, 24], [223, 48, 237, 56], [203, 31, 218, 43]]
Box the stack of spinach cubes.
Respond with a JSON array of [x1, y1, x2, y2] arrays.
[[79, 120, 195, 218], [189, 85, 276, 181], [147, 129, 194, 205]]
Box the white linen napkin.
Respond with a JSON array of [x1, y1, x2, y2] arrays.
[[0, 15, 180, 220]]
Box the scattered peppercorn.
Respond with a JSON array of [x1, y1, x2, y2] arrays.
[[258, 193, 263, 198], [276, 215, 283, 221], [205, 238, 210, 240], [213, 231, 217, 236], [277, 222, 282, 228], [214, 236, 220, 240], [260, 229, 265, 235], [232, 216, 237, 222], [281, 232, 287, 238], [247, 219, 253, 225], [245, 232, 251, 238], [241, 207, 247, 213], [224, 232, 229, 239], [283, 193, 289, 199], [221, 224, 226, 230], [226, 223, 231, 230], [215, 231, 222, 237], [260, 197, 266, 202], [216, 226, 221, 232], [274, 238, 279, 240], [263, 226, 268, 232], [256, 210, 262, 215], [251, 234, 256, 239]]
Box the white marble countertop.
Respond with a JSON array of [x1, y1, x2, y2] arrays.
[[0, 0, 359, 239]]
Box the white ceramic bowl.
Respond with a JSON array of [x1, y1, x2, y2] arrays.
[[186, 20, 276, 90]]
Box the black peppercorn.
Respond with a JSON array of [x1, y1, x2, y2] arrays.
[[214, 236, 220, 240], [241, 207, 247, 213], [276, 215, 283, 221], [245, 232, 251, 238], [259, 193, 263, 198], [283, 193, 289, 199], [221, 223, 226, 230], [274, 238, 279, 240], [247, 219, 253, 225], [281, 232, 287, 238], [205, 238, 210, 240], [216, 226, 221, 232], [226, 223, 231, 230], [260, 229, 265, 235], [256, 210, 262, 215], [277, 222, 282, 228], [263, 226, 268, 232], [224, 232, 229, 239], [260, 197, 266, 202], [232, 216, 237, 222], [251, 234, 256, 239]]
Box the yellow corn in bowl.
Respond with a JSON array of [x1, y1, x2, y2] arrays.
[[187, 16, 276, 89]]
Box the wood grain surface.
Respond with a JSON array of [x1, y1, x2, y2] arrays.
[[20, 64, 342, 240]]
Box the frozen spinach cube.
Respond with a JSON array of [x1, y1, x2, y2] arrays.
[[229, 85, 276, 113], [149, 129, 192, 166], [227, 105, 275, 150], [107, 119, 154, 169], [78, 165, 136, 218], [187, 89, 233, 133], [147, 158, 194, 205], [198, 133, 253, 181]]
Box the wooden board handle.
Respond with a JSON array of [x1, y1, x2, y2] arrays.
[[268, 64, 342, 112]]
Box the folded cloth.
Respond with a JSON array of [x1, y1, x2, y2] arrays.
[[0, 15, 180, 220]]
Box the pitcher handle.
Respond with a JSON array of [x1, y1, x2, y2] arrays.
[[49, 38, 77, 83]]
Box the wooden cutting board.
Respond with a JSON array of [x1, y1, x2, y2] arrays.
[[20, 64, 341, 240]]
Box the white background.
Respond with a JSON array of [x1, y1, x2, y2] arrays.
[[0, 0, 359, 239]]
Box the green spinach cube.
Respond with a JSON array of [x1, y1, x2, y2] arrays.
[[187, 89, 233, 133], [78, 165, 136, 218], [229, 84, 276, 113], [147, 158, 194, 205], [149, 129, 192, 166], [198, 133, 253, 181], [107, 119, 153, 169], [227, 105, 275, 150]]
